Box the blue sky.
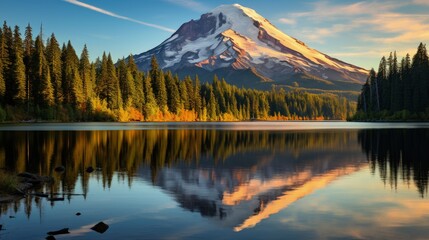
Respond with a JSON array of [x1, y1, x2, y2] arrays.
[[1, 0, 429, 69]]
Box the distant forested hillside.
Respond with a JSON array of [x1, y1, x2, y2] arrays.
[[354, 43, 429, 120], [0, 22, 354, 121]]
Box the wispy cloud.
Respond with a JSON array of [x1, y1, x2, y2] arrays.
[[278, 18, 296, 25], [413, 0, 429, 6], [281, 0, 429, 45], [164, 0, 209, 12], [64, 0, 175, 33]]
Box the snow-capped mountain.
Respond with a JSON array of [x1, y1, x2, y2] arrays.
[[134, 4, 368, 91]]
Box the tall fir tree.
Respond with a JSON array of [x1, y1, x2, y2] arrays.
[[143, 74, 158, 119], [106, 53, 121, 109], [79, 45, 93, 106], [10, 26, 26, 104], [165, 71, 180, 114], [46, 34, 63, 105], [24, 24, 33, 106], [0, 28, 5, 101], [412, 43, 429, 112], [117, 58, 135, 108]]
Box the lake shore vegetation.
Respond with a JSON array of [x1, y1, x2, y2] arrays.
[[0, 22, 354, 122], [353, 43, 429, 121]]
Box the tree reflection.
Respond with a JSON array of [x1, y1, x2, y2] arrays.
[[358, 129, 429, 196], [0, 129, 357, 215]]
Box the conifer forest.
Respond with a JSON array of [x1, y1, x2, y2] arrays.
[[0, 22, 354, 122]]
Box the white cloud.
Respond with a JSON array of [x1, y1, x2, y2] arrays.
[[278, 18, 296, 25], [64, 0, 175, 33]]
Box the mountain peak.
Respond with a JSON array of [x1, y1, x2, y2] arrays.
[[210, 3, 268, 26], [134, 4, 368, 92]]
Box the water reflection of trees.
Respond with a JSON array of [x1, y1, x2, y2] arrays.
[[358, 129, 429, 196], [0, 130, 355, 188], [0, 129, 359, 218]]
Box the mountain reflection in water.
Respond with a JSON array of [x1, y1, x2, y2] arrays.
[[0, 127, 428, 237]]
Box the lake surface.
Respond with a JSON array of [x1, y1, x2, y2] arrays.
[[0, 122, 429, 240]]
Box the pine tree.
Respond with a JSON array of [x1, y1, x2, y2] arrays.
[[127, 55, 144, 110], [165, 71, 180, 114], [194, 75, 202, 118], [80, 45, 93, 104], [208, 87, 217, 120], [412, 43, 429, 112], [377, 56, 387, 110], [179, 80, 189, 110], [0, 28, 5, 101], [150, 57, 167, 112], [143, 74, 158, 119], [10, 26, 26, 104], [402, 54, 412, 112], [368, 68, 377, 111], [62, 41, 84, 107], [106, 53, 121, 109], [24, 24, 33, 106], [46, 34, 63, 105], [117, 58, 135, 108], [2, 23, 12, 103]]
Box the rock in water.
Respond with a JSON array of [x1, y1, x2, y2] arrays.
[[0, 224, 3, 230], [91, 222, 109, 234], [47, 228, 70, 235], [54, 166, 65, 172], [76, 212, 81, 216], [45, 236, 56, 240], [86, 166, 94, 173]]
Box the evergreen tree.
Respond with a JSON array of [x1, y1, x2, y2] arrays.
[[143, 74, 158, 119], [0, 28, 5, 100], [165, 71, 180, 114], [79, 45, 93, 106], [106, 53, 121, 109], [402, 54, 412, 112], [194, 75, 202, 118], [368, 69, 377, 111], [412, 43, 429, 112], [179, 80, 189, 110], [46, 34, 63, 105], [9, 26, 26, 104], [150, 57, 167, 112], [24, 24, 33, 106], [117, 58, 135, 108], [127, 55, 144, 110], [0, 21, 15, 103]]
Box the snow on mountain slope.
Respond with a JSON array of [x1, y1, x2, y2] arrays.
[[134, 4, 368, 90]]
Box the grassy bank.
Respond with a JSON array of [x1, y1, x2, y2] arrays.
[[0, 172, 19, 194]]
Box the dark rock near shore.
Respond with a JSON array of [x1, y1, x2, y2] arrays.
[[86, 166, 94, 173], [15, 172, 54, 195], [47, 228, 70, 235], [54, 166, 65, 172], [91, 222, 109, 234]]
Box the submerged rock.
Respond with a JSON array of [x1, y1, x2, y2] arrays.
[[47, 228, 70, 235], [54, 166, 65, 172], [86, 166, 94, 173], [91, 222, 109, 234]]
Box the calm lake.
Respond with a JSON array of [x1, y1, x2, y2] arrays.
[[1, 122, 429, 240]]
